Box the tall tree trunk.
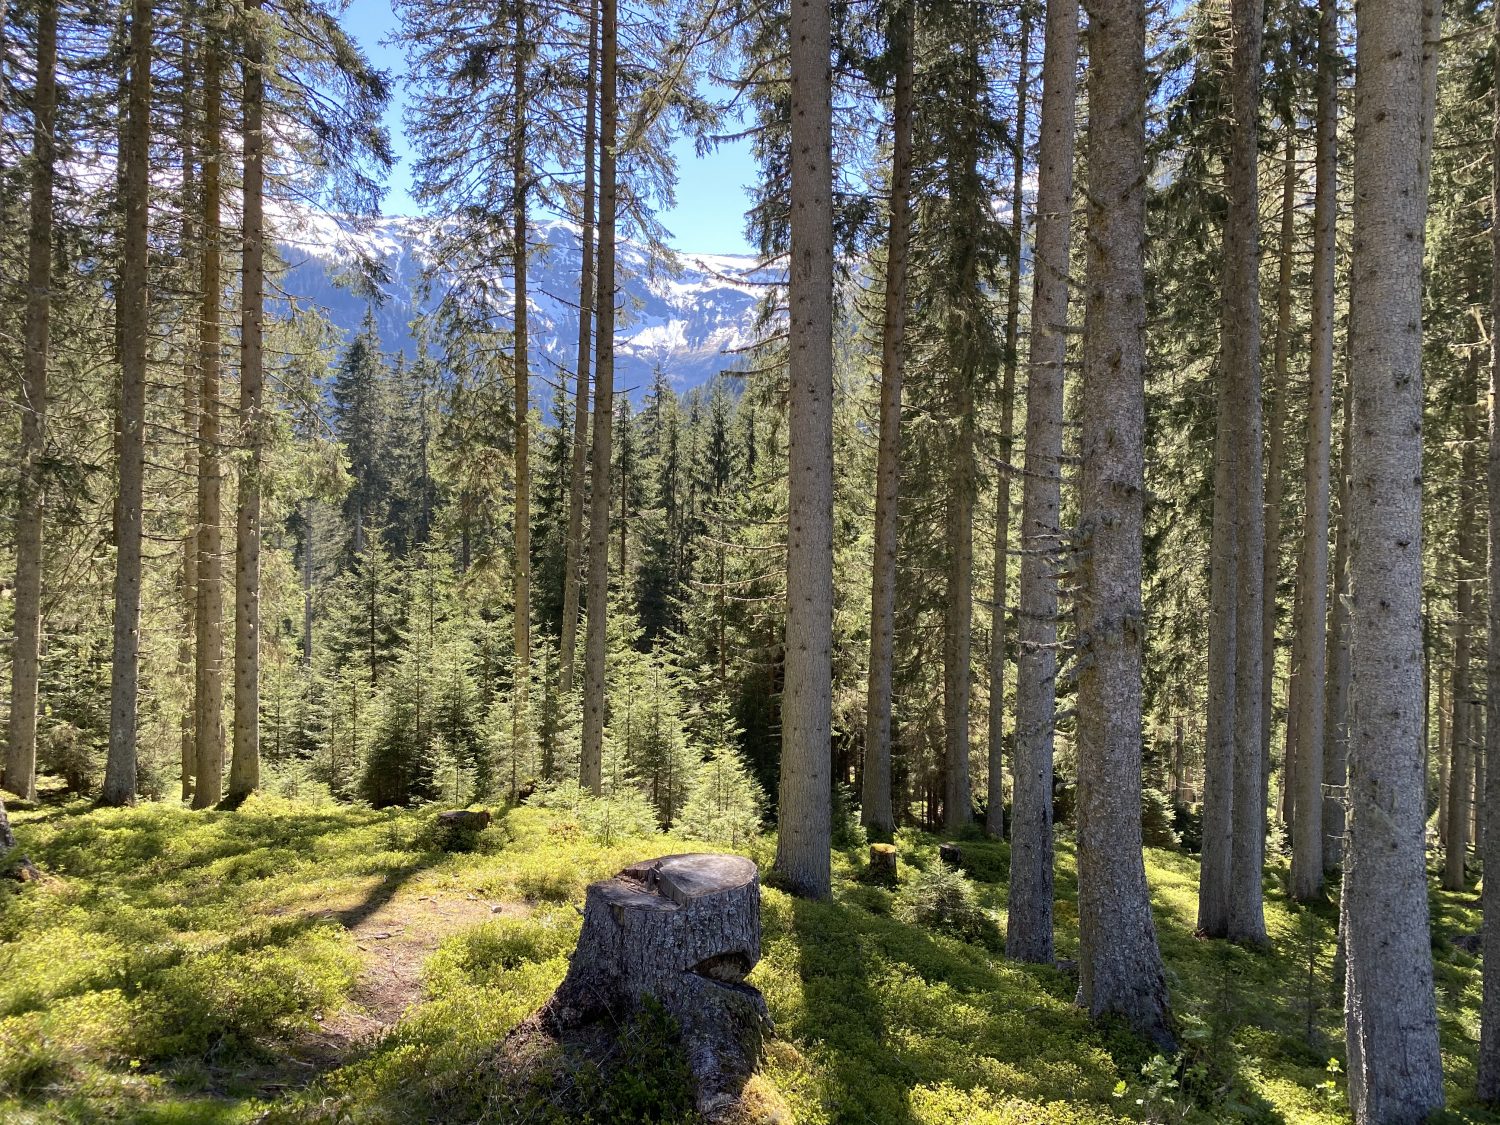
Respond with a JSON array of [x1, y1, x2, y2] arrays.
[[229, 0, 266, 806], [1288, 0, 1338, 901], [861, 0, 913, 840], [302, 499, 314, 666], [1445, 371, 1480, 890], [1009, 0, 1077, 966], [179, 33, 200, 805], [1323, 368, 1353, 870], [1481, 29, 1500, 1072], [192, 21, 226, 810], [987, 6, 1029, 841], [103, 0, 153, 807], [943, 386, 975, 831], [559, 0, 598, 698], [1074, 0, 1172, 1048], [1439, 671, 1451, 845], [1226, 0, 1267, 946], [4, 0, 58, 803], [580, 0, 617, 794], [772, 0, 834, 900], [1342, 0, 1445, 1117], [1265, 130, 1292, 830], [512, 0, 532, 748]]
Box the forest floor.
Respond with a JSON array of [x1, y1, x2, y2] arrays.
[[0, 791, 1493, 1125]]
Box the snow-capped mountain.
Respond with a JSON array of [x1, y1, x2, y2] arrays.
[[274, 212, 776, 399]]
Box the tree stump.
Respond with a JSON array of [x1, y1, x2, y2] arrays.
[[939, 842, 963, 869], [437, 809, 491, 832], [528, 853, 772, 1118], [869, 843, 898, 885]]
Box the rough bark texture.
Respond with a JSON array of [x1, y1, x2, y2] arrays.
[[1225, 0, 1267, 946], [559, 0, 598, 700], [987, 8, 1029, 842], [1288, 0, 1337, 901], [943, 389, 975, 833], [1009, 0, 1077, 967], [772, 0, 834, 901], [1074, 0, 1173, 1050], [580, 0, 616, 795], [193, 24, 226, 809], [1481, 0, 1500, 1088], [104, 0, 153, 807], [5, 0, 57, 803], [1342, 1, 1444, 1118], [179, 42, 200, 805], [861, 0, 913, 841], [1323, 376, 1352, 871], [526, 854, 771, 1119], [229, 0, 266, 806]]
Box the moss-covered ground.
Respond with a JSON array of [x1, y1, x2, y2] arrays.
[[0, 795, 1493, 1123]]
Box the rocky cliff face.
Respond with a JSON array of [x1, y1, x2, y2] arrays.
[[275, 212, 772, 399]]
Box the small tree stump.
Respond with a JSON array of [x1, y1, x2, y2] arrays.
[[869, 843, 898, 885], [939, 842, 963, 869], [527, 853, 772, 1118]]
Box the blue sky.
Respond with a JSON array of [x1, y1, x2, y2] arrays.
[[343, 0, 759, 255]]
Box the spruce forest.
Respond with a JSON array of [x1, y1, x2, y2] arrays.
[[0, 0, 1494, 1121]]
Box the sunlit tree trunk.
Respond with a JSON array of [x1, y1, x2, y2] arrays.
[[229, 0, 267, 806], [772, 0, 834, 900], [512, 0, 532, 754], [1074, 0, 1172, 1048], [1445, 366, 1479, 892], [1009, 0, 1077, 965], [1341, 0, 1444, 1117]]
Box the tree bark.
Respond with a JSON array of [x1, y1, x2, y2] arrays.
[[179, 33, 200, 805], [772, 0, 834, 900], [526, 854, 771, 1118], [5, 0, 58, 803], [1265, 131, 1292, 831], [559, 0, 598, 699], [229, 0, 266, 806], [861, 0, 913, 841], [1288, 0, 1338, 901], [1342, 0, 1444, 1118], [512, 0, 532, 753], [193, 19, 226, 809], [580, 0, 616, 794], [1074, 0, 1172, 1049], [987, 8, 1029, 842], [1323, 368, 1352, 871], [104, 0, 153, 807], [1009, 0, 1077, 966], [943, 386, 975, 832]]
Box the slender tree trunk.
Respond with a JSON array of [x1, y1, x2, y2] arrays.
[[1288, 0, 1338, 901], [0, 793, 13, 852], [772, 0, 834, 900], [1482, 56, 1500, 1076], [1074, 0, 1172, 1048], [193, 22, 226, 810], [512, 0, 532, 746], [987, 7, 1029, 841], [5, 0, 58, 802], [179, 36, 199, 805], [103, 0, 153, 807], [560, 0, 598, 698], [580, 0, 617, 794], [229, 0, 266, 806], [1342, 0, 1444, 1117], [1446, 370, 1479, 892], [1265, 130, 1292, 830], [861, 0, 913, 840], [1225, 0, 1267, 946], [1009, 0, 1077, 965], [944, 382, 975, 831]]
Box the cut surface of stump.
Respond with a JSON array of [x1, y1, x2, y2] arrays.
[[519, 853, 772, 1119], [869, 843, 898, 885]]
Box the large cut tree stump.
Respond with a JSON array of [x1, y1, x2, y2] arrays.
[[527, 853, 772, 1118]]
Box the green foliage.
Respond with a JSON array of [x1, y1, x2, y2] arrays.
[[892, 863, 997, 947], [1140, 788, 1181, 849]]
